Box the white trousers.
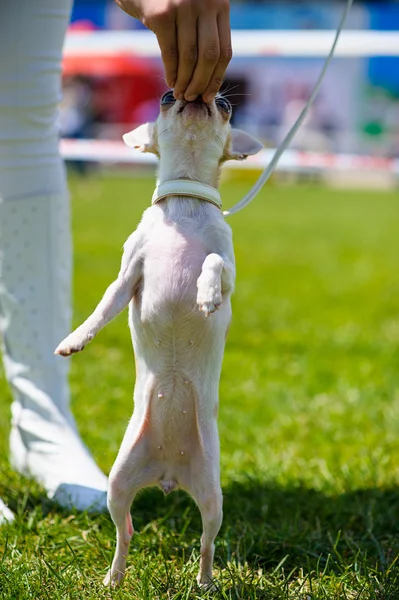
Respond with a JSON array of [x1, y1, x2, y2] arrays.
[[0, 0, 107, 512]]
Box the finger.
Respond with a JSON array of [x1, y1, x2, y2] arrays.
[[184, 14, 220, 101], [202, 9, 232, 103], [173, 10, 198, 100], [152, 16, 179, 88]]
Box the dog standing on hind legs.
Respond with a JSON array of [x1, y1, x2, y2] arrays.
[[55, 91, 263, 589]]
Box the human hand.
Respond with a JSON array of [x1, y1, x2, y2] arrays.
[[115, 0, 232, 102]]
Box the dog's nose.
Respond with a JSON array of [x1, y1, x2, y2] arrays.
[[191, 95, 205, 105]]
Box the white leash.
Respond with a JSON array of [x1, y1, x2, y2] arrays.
[[223, 0, 353, 218]]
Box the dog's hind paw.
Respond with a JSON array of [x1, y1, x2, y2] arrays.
[[103, 568, 125, 588], [197, 574, 218, 592]]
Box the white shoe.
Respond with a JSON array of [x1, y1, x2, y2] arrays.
[[10, 411, 108, 512], [0, 498, 15, 525], [0, 194, 107, 512]]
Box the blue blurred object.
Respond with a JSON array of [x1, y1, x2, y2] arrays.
[[230, 3, 346, 30], [70, 0, 108, 29], [69, 1, 371, 30], [69, 1, 399, 33], [368, 2, 399, 94]]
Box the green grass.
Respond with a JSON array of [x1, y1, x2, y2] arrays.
[[1, 173, 399, 599]]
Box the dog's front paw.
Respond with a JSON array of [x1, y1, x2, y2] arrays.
[[197, 276, 222, 317], [54, 328, 93, 357], [197, 293, 222, 317]]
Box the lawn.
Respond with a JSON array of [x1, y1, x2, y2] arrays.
[[1, 174, 399, 599]]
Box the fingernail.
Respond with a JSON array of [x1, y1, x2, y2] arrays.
[[204, 94, 215, 103], [185, 95, 197, 102], [174, 92, 183, 100]]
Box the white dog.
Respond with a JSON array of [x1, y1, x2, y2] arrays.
[[55, 91, 262, 589]]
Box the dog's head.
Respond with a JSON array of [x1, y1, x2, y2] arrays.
[[123, 91, 263, 166]]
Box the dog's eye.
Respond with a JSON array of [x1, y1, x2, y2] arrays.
[[215, 96, 232, 114], [160, 91, 176, 106]]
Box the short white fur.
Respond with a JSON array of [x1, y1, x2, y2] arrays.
[[55, 95, 262, 589]]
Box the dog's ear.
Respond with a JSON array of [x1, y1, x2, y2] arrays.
[[224, 129, 263, 161], [123, 123, 158, 154]]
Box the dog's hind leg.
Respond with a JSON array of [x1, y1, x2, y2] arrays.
[[192, 480, 223, 590], [103, 488, 134, 588], [103, 456, 139, 588], [103, 423, 160, 587], [104, 466, 152, 587], [104, 455, 155, 587], [182, 445, 223, 590]]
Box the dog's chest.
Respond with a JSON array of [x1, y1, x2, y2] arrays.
[[139, 222, 207, 311]]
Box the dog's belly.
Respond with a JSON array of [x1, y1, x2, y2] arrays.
[[130, 306, 228, 449], [125, 367, 220, 494], [145, 373, 205, 457]]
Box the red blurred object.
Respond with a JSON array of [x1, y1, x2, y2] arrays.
[[63, 44, 165, 126], [92, 73, 163, 124], [63, 52, 153, 77], [67, 20, 96, 32]]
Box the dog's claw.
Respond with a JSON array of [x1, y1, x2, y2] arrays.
[[199, 300, 221, 316], [54, 348, 68, 356], [197, 285, 222, 316], [54, 345, 84, 357]]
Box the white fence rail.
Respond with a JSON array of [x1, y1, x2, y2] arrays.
[[60, 139, 399, 177], [64, 30, 399, 58]]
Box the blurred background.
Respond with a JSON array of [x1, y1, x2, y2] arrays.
[[61, 0, 399, 187]]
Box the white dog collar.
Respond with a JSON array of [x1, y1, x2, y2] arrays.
[[152, 179, 222, 210]]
